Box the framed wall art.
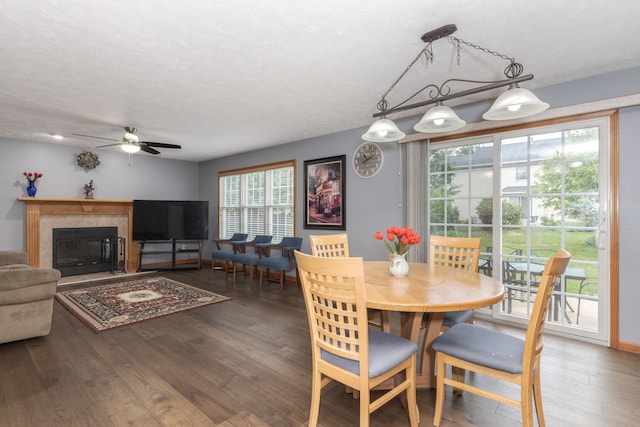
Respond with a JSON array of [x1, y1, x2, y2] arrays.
[[304, 155, 346, 230]]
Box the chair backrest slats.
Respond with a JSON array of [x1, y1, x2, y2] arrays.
[[429, 235, 482, 272], [309, 233, 350, 258], [295, 251, 369, 366]]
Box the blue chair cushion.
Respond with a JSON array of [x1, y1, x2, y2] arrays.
[[442, 309, 474, 328], [320, 327, 417, 377], [258, 255, 295, 271], [232, 252, 262, 266], [211, 249, 237, 261], [432, 323, 524, 374]]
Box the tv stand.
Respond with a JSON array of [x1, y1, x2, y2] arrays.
[[136, 240, 202, 272]]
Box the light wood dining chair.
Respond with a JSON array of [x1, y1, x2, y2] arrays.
[[309, 234, 390, 332], [294, 251, 419, 427], [400, 235, 482, 337], [432, 249, 571, 427], [430, 235, 482, 330], [308, 233, 350, 258]]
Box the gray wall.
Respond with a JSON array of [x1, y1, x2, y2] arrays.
[[199, 67, 640, 346], [1, 67, 639, 346], [1, 140, 200, 251], [198, 126, 405, 262]]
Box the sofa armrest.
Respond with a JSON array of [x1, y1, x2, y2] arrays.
[[0, 251, 29, 267], [0, 268, 61, 292]]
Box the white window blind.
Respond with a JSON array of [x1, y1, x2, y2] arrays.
[[219, 161, 295, 241]]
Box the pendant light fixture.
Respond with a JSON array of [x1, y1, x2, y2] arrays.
[[362, 118, 406, 142], [363, 24, 549, 142], [413, 103, 466, 133]]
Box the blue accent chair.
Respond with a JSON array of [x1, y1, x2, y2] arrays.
[[231, 235, 273, 285], [256, 237, 303, 295], [211, 233, 248, 280]]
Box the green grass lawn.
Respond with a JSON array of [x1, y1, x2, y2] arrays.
[[451, 228, 599, 295]]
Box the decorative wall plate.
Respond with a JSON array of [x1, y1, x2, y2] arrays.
[[76, 151, 100, 169]]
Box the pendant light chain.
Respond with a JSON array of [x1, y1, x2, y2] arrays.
[[447, 35, 514, 64], [378, 42, 434, 112]]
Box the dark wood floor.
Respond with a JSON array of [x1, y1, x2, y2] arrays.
[[1, 267, 639, 426]]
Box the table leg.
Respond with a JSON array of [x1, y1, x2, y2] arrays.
[[417, 312, 444, 389]]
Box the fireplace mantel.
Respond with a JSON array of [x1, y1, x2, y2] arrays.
[[18, 198, 137, 271]]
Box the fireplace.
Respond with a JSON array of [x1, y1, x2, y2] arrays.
[[53, 227, 120, 277]]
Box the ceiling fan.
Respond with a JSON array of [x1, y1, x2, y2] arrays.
[[73, 126, 182, 155]]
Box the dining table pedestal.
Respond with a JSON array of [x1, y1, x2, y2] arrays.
[[364, 261, 505, 388]]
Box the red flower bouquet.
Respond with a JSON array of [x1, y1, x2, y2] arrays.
[[23, 172, 43, 182], [373, 226, 421, 255]]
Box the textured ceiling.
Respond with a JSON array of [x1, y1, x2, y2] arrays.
[[1, 1, 640, 162]]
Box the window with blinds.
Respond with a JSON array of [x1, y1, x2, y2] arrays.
[[219, 160, 295, 241]]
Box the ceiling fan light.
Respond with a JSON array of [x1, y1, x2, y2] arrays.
[[123, 132, 139, 143], [482, 87, 549, 120], [121, 143, 140, 154], [362, 118, 406, 142], [413, 105, 466, 133]]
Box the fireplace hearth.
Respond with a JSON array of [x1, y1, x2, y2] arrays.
[[53, 227, 124, 277]]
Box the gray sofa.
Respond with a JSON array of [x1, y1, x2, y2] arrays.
[[0, 251, 60, 344]]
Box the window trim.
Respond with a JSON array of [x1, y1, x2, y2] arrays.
[[406, 110, 619, 348], [218, 159, 296, 240]]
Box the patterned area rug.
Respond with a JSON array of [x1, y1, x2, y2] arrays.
[[55, 276, 231, 333]]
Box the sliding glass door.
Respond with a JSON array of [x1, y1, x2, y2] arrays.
[[427, 117, 610, 343]]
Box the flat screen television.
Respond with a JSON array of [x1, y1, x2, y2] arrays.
[[132, 200, 209, 241]]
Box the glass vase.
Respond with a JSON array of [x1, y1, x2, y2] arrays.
[[26, 181, 37, 197], [389, 252, 409, 277]]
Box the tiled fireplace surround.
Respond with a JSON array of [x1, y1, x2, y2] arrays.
[[18, 198, 139, 271]]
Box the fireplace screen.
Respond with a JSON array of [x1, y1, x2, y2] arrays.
[[52, 227, 119, 277]]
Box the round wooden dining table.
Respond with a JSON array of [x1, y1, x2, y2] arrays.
[[364, 260, 505, 389]]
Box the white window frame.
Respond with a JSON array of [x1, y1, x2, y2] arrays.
[[218, 160, 296, 241]]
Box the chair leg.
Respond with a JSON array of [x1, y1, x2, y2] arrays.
[[359, 385, 370, 427], [279, 271, 285, 295], [380, 310, 390, 333], [233, 262, 237, 285], [308, 369, 322, 427], [521, 375, 535, 427], [532, 364, 545, 427], [406, 354, 419, 427], [433, 352, 446, 426]]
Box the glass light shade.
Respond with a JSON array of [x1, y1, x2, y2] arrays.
[[123, 132, 139, 143], [121, 143, 141, 153], [413, 105, 466, 133], [482, 87, 549, 120], [362, 118, 406, 142]]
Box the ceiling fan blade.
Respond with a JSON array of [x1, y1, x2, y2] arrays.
[[96, 143, 124, 148], [142, 141, 182, 149], [72, 133, 120, 142], [140, 145, 161, 155]]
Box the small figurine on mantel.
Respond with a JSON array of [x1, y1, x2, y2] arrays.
[[84, 180, 95, 199]]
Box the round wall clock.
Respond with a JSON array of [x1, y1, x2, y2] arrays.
[[353, 142, 383, 178]]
